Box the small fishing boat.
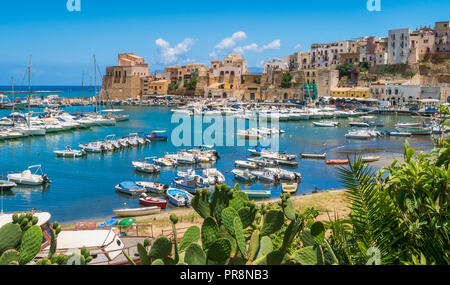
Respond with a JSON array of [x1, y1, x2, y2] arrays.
[[345, 130, 371, 140], [313, 121, 339, 127], [242, 190, 271, 199], [349, 122, 370, 127], [132, 160, 161, 173], [362, 156, 380, 163], [153, 157, 176, 167], [231, 169, 256, 182], [167, 188, 194, 207], [261, 151, 297, 162], [0, 180, 17, 190], [234, 160, 259, 169], [250, 170, 279, 183], [247, 157, 279, 167], [395, 122, 422, 129], [146, 130, 168, 142], [173, 177, 207, 193], [135, 181, 169, 194], [115, 181, 146, 196], [300, 153, 327, 159], [385, 130, 412, 137], [54, 147, 86, 158], [265, 168, 301, 181], [282, 183, 298, 194], [399, 128, 432, 135], [201, 168, 225, 185], [113, 206, 161, 217], [7, 165, 51, 186], [326, 159, 349, 165], [139, 194, 167, 209]]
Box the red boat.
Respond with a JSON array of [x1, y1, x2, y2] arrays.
[[139, 197, 168, 209], [326, 159, 349, 165]]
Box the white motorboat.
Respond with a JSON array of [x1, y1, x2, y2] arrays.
[[0, 180, 17, 190], [132, 160, 161, 173], [154, 157, 176, 167], [250, 170, 279, 183], [7, 165, 51, 186], [135, 181, 169, 194], [231, 169, 256, 182], [113, 206, 160, 217], [349, 122, 370, 127], [265, 168, 301, 181], [13, 125, 46, 136], [234, 160, 259, 169], [345, 130, 371, 140], [54, 147, 86, 158], [201, 168, 225, 185]]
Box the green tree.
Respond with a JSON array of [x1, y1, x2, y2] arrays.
[[336, 64, 355, 78], [281, 72, 292, 88]]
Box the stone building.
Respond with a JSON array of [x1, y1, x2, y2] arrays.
[[287, 52, 310, 70], [434, 21, 450, 52], [100, 53, 150, 100], [409, 27, 435, 63]]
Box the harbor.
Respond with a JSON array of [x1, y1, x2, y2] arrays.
[[0, 101, 437, 224]]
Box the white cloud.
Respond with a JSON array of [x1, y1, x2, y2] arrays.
[[155, 38, 195, 65], [294, 44, 302, 50], [233, 39, 281, 54], [209, 31, 247, 58]]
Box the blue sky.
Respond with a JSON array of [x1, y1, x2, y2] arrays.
[[0, 0, 448, 85]]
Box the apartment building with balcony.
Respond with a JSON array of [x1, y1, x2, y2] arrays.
[[434, 21, 450, 52]]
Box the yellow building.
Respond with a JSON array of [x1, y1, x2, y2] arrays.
[[330, 87, 370, 98], [147, 80, 170, 95]]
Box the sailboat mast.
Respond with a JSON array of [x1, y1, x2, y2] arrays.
[[27, 56, 32, 112], [94, 55, 97, 113], [12, 77, 15, 127], [81, 71, 84, 113]]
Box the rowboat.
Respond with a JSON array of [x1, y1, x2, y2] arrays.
[[242, 190, 271, 198], [231, 169, 256, 182], [362, 156, 380, 163], [234, 160, 259, 169], [139, 195, 168, 209], [113, 206, 161, 217], [167, 188, 194, 207], [349, 122, 370, 127], [115, 181, 146, 196], [300, 153, 327, 159], [0, 180, 17, 190], [135, 181, 169, 194], [326, 159, 349, 165], [282, 183, 298, 194], [313, 121, 339, 127]]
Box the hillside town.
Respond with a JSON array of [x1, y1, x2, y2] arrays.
[[100, 21, 450, 109]]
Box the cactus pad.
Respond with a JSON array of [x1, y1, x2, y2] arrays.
[[191, 189, 211, 219], [185, 243, 206, 265], [0, 223, 23, 255], [221, 207, 239, 236], [137, 243, 151, 265], [260, 210, 284, 236], [0, 249, 20, 265], [238, 207, 256, 229], [149, 237, 172, 260], [179, 226, 200, 252], [18, 226, 43, 265], [293, 246, 318, 265], [233, 217, 246, 258], [206, 238, 232, 262], [229, 190, 248, 210], [201, 217, 219, 250]]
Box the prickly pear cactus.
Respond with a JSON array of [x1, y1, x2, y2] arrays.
[[238, 205, 257, 229], [137, 243, 151, 265], [206, 238, 232, 262], [210, 184, 232, 224], [247, 230, 260, 261], [149, 237, 172, 260], [229, 190, 249, 210], [0, 249, 20, 265], [221, 207, 239, 236], [179, 226, 200, 252], [260, 210, 285, 236], [18, 225, 43, 265], [293, 246, 318, 265], [233, 217, 246, 258], [191, 188, 212, 219], [0, 223, 23, 254], [201, 217, 219, 250], [184, 243, 206, 265]]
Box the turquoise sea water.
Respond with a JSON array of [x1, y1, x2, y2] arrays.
[[0, 103, 434, 224]]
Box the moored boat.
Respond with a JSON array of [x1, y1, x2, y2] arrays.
[[282, 183, 298, 194], [7, 165, 51, 186], [135, 181, 169, 194], [362, 156, 380, 162], [167, 188, 194, 207], [115, 181, 146, 196], [242, 190, 271, 198], [326, 159, 349, 165], [113, 206, 161, 217], [139, 194, 168, 209], [231, 169, 256, 182], [0, 180, 17, 190], [300, 152, 327, 159], [132, 160, 161, 173]]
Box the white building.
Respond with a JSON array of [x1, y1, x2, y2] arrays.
[[263, 57, 289, 73], [388, 28, 411, 64]]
